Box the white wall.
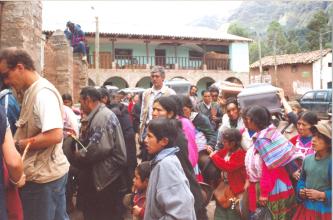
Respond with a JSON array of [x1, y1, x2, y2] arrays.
[[229, 42, 249, 73], [312, 52, 332, 89]]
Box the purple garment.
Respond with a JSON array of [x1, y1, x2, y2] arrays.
[[178, 116, 198, 167]]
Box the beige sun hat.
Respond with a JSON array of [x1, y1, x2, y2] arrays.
[[311, 121, 332, 139]]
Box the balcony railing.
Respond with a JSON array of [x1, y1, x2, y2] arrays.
[[89, 55, 230, 70]]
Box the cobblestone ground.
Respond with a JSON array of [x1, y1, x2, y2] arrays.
[[69, 201, 216, 220]]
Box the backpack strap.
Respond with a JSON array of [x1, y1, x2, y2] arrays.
[[0, 89, 9, 100], [0, 89, 10, 115]]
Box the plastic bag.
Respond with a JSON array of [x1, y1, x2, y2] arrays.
[[252, 206, 273, 220]]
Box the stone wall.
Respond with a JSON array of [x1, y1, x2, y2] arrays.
[[0, 1, 88, 103], [44, 30, 88, 103], [73, 54, 88, 103], [0, 1, 42, 72], [44, 30, 74, 98]]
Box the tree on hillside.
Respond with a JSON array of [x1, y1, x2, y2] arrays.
[[249, 40, 270, 64], [250, 21, 289, 64], [227, 22, 250, 38], [306, 10, 330, 50], [285, 29, 302, 54], [266, 21, 288, 54]]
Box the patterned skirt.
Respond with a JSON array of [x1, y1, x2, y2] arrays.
[[248, 181, 296, 220], [292, 201, 332, 220]]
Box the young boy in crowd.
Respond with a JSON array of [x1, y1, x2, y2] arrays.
[[132, 161, 150, 220]]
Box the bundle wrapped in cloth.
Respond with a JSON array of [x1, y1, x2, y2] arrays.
[[252, 124, 302, 169]]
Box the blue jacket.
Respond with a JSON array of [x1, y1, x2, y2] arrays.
[[144, 147, 196, 220], [64, 24, 85, 47], [0, 106, 8, 220], [0, 89, 20, 135]]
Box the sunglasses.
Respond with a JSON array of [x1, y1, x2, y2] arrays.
[[0, 65, 17, 80], [0, 69, 11, 80]]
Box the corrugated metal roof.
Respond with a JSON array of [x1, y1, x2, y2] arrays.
[[250, 49, 332, 68]]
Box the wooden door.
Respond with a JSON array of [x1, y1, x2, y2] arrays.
[[155, 49, 166, 67]]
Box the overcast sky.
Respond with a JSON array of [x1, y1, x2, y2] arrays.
[[42, 1, 243, 33]]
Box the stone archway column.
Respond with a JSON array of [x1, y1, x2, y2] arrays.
[[73, 54, 88, 102], [0, 1, 42, 72], [44, 30, 73, 97], [44, 30, 88, 103]]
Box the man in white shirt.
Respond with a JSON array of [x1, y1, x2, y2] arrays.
[[138, 66, 175, 160], [0, 47, 69, 220]]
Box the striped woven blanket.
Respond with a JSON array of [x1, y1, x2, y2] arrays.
[[253, 124, 301, 168]]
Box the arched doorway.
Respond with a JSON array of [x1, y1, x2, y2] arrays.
[[136, 76, 151, 89], [88, 78, 96, 86], [103, 76, 129, 89], [196, 77, 215, 98], [225, 77, 243, 85]]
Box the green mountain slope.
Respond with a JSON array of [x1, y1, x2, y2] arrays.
[[228, 1, 332, 32]]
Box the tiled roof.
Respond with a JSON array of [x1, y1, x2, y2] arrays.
[[43, 26, 253, 43], [250, 49, 332, 68]]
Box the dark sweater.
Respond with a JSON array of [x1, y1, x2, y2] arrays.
[[175, 130, 208, 220], [192, 112, 217, 147]]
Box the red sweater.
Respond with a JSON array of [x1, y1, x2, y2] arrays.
[[211, 148, 246, 195]]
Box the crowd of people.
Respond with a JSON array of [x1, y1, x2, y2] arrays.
[[0, 47, 331, 220]]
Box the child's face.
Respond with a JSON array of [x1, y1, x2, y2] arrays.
[[312, 134, 330, 153], [222, 138, 236, 151], [144, 130, 167, 155], [133, 169, 147, 191]]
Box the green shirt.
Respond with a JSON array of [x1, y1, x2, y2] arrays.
[[302, 154, 331, 191]]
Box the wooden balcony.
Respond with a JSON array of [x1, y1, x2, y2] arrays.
[[88, 54, 230, 70]]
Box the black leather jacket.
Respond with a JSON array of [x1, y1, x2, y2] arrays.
[[77, 104, 127, 192]]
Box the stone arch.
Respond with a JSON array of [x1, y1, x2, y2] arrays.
[[225, 77, 243, 85], [103, 76, 129, 89], [196, 77, 215, 97], [136, 76, 151, 89], [88, 78, 96, 86]]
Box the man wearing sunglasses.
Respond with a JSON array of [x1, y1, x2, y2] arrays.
[[0, 47, 69, 220]]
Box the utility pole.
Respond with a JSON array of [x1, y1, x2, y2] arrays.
[[273, 32, 278, 86], [319, 31, 323, 89], [95, 16, 100, 86], [257, 32, 263, 83]]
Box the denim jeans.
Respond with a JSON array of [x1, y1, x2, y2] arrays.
[[73, 41, 86, 55], [20, 174, 69, 220]]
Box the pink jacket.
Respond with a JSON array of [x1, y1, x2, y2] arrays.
[[179, 116, 198, 167]]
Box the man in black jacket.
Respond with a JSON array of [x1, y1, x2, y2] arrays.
[[75, 87, 127, 220]]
